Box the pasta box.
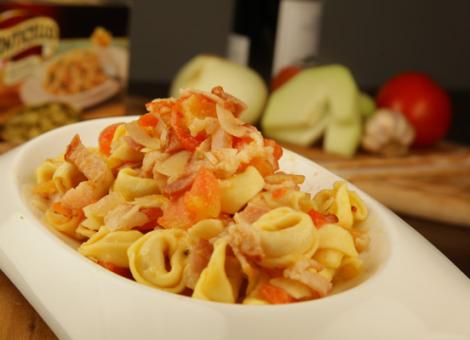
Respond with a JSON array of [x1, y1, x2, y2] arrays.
[[0, 0, 130, 144]]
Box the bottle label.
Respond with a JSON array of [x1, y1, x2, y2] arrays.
[[272, 0, 323, 75], [227, 33, 250, 66]]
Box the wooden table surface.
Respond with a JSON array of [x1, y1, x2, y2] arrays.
[[1, 97, 469, 339]]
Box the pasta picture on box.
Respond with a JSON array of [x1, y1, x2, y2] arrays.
[[33, 86, 371, 305]]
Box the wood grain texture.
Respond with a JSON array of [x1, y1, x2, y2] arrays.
[[0, 271, 57, 340], [284, 142, 470, 227]]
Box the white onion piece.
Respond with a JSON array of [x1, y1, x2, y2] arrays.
[[216, 104, 251, 137], [125, 121, 161, 150], [211, 128, 232, 150]]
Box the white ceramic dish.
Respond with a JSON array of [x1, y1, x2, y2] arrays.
[[0, 117, 469, 340]]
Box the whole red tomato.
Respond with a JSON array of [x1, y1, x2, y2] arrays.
[[270, 66, 301, 92], [376, 72, 452, 147]]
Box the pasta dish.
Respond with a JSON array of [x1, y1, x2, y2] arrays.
[[43, 49, 107, 95], [33, 86, 370, 304]]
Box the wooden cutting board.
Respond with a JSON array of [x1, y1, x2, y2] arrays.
[[284, 143, 470, 227]]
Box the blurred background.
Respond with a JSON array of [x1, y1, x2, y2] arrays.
[[129, 0, 470, 142], [131, 0, 470, 90]]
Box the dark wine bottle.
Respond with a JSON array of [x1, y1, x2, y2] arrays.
[[227, 0, 324, 83]]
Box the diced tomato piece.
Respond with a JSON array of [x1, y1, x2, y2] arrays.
[[184, 168, 221, 220], [158, 196, 195, 229], [97, 260, 133, 279], [272, 188, 288, 200], [136, 207, 163, 232], [233, 136, 253, 150], [181, 93, 217, 118], [308, 209, 339, 228], [249, 157, 275, 177], [264, 138, 283, 161], [98, 123, 121, 156], [138, 113, 159, 128], [259, 283, 295, 304], [170, 110, 205, 151], [52, 202, 73, 217]]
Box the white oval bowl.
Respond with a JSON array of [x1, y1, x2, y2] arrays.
[[0, 117, 469, 340]]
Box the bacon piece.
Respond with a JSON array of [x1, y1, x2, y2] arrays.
[[184, 239, 213, 289], [104, 204, 149, 231], [211, 86, 247, 117], [284, 259, 332, 297], [235, 202, 270, 224], [125, 121, 161, 150], [61, 181, 100, 210], [140, 151, 167, 177], [62, 135, 114, 210], [164, 131, 184, 154], [265, 172, 305, 185], [123, 135, 143, 152], [162, 172, 196, 197], [227, 222, 265, 262], [65, 135, 113, 186], [211, 128, 233, 150]]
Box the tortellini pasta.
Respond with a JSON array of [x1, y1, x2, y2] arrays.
[[270, 277, 313, 300], [36, 157, 62, 184], [193, 238, 242, 303], [33, 88, 371, 305], [45, 207, 83, 238], [219, 166, 265, 214], [127, 229, 189, 293], [262, 190, 314, 212], [314, 181, 366, 228], [52, 161, 85, 194], [79, 227, 143, 267], [187, 219, 224, 242], [253, 207, 319, 268], [113, 168, 161, 200]]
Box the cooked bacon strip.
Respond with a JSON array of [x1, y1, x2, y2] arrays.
[[62, 135, 113, 210], [125, 121, 161, 150], [123, 135, 143, 152], [164, 131, 184, 153], [265, 172, 305, 185], [65, 135, 113, 186], [211, 128, 233, 150], [61, 181, 100, 210], [140, 151, 167, 177], [104, 204, 149, 231], [227, 222, 265, 262], [162, 172, 196, 196], [235, 201, 271, 224], [284, 259, 332, 297], [216, 104, 251, 138], [184, 239, 213, 289], [211, 86, 247, 117], [84, 192, 125, 217]]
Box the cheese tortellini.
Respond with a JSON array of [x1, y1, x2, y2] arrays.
[[79, 227, 143, 267], [193, 238, 242, 303], [127, 229, 189, 293], [33, 88, 371, 305], [113, 168, 161, 200], [253, 207, 319, 268]]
